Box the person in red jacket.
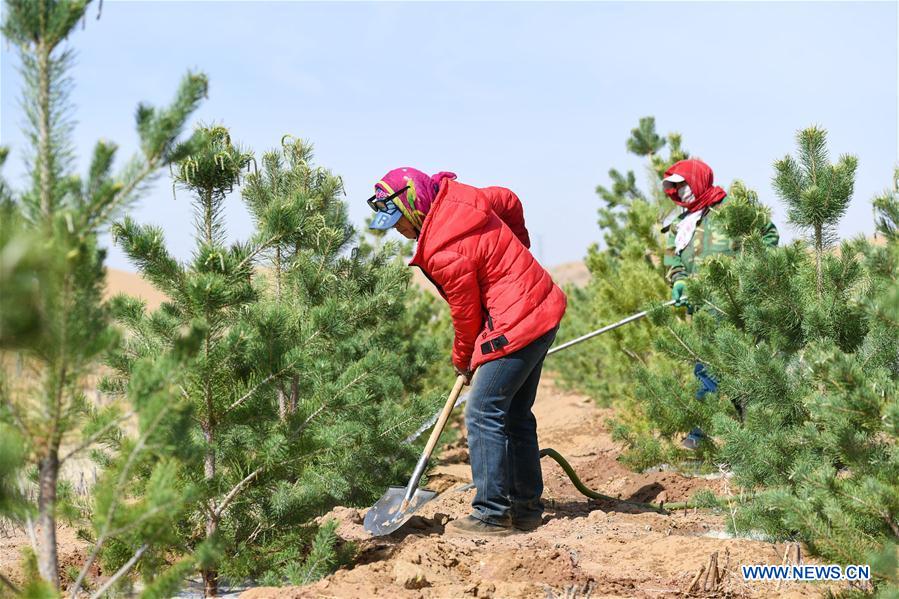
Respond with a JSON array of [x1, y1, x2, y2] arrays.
[[367, 167, 567, 536]]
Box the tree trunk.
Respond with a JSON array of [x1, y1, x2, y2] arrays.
[[204, 190, 214, 245], [274, 247, 282, 302], [202, 515, 219, 597], [202, 423, 218, 597], [814, 223, 823, 299], [37, 43, 53, 221], [37, 452, 60, 590], [275, 247, 290, 421], [277, 384, 288, 421], [289, 375, 299, 415]]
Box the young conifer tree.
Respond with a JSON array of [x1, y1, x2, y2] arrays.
[[241, 137, 353, 421], [234, 138, 445, 585], [773, 127, 857, 297], [554, 118, 688, 467], [110, 125, 266, 596], [639, 128, 898, 591], [0, 0, 206, 590], [111, 132, 446, 593]]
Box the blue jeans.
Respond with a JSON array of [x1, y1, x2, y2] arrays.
[[694, 363, 718, 400], [689, 363, 719, 437], [464, 326, 558, 526]]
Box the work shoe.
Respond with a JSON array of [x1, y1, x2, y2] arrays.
[[681, 427, 706, 451], [512, 516, 543, 532], [445, 515, 517, 537]]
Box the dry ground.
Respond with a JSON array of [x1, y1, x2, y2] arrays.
[[243, 378, 845, 599]]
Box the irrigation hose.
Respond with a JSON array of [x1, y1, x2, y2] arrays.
[[539, 447, 709, 513]]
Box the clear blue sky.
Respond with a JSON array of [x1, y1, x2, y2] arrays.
[[1, 1, 896, 270]]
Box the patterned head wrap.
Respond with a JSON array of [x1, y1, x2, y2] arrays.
[[374, 167, 457, 229]]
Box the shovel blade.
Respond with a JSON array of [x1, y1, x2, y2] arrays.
[[364, 486, 438, 536]]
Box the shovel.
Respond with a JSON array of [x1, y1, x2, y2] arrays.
[[363, 374, 467, 536]]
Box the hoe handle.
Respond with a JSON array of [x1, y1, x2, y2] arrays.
[[403, 375, 467, 504], [546, 299, 676, 356]]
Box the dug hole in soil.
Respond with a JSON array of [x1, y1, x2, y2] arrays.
[[244, 377, 840, 599]]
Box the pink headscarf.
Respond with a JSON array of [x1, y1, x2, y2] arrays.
[[375, 167, 457, 229]]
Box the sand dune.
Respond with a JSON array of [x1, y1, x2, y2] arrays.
[[107, 261, 591, 308], [549, 261, 591, 288], [105, 268, 169, 311]]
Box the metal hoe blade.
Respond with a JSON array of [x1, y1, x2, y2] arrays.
[[363, 487, 438, 536]]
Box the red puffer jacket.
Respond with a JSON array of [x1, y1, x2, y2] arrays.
[[410, 179, 567, 371]]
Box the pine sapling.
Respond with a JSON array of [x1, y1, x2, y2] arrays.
[[1, 0, 206, 588], [112, 124, 256, 596], [636, 129, 897, 591], [242, 136, 349, 420], [773, 126, 857, 298], [557, 116, 686, 427]]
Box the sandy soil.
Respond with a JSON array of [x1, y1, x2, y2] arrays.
[[0, 522, 93, 590], [242, 378, 840, 599]]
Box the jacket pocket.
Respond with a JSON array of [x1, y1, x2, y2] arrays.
[[480, 334, 509, 356]]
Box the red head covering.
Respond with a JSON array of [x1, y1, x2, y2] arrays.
[[663, 159, 726, 213]]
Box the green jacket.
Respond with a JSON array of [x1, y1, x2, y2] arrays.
[[664, 197, 779, 284]]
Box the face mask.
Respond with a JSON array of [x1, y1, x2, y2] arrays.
[[677, 184, 695, 203]]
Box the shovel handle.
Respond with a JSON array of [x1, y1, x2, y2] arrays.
[[402, 374, 467, 504]]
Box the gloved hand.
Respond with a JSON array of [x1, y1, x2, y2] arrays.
[[454, 365, 473, 386], [671, 280, 690, 307]]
